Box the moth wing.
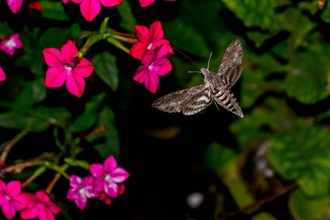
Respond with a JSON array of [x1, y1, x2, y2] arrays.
[[151, 84, 212, 115], [217, 39, 243, 87], [220, 65, 243, 89]]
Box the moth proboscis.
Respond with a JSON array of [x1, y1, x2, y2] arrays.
[[151, 39, 244, 118]]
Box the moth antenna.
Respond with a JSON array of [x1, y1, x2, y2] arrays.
[[207, 52, 212, 70], [188, 71, 201, 73], [173, 48, 201, 69]]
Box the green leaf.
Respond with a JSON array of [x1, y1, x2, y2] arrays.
[[162, 18, 210, 58], [252, 212, 278, 220], [70, 23, 82, 40], [86, 106, 119, 159], [0, 22, 14, 35], [321, 0, 330, 23], [299, 1, 319, 15], [269, 119, 330, 197], [294, 15, 317, 48], [116, 0, 137, 32], [289, 189, 329, 220], [100, 17, 109, 34], [40, 1, 70, 21], [39, 27, 71, 48], [15, 77, 47, 106], [91, 52, 119, 91], [221, 0, 290, 31], [246, 31, 278, 48], [72, 93, 105, 132]]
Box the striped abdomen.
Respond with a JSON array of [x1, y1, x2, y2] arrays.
[[213, 87, 238, 112]]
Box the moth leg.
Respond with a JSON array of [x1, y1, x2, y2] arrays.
[[214, 100, 220, 111]]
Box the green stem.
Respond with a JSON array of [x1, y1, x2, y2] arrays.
[[0, 129, 29, 163]]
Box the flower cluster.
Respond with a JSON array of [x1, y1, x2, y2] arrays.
[[43, 39, 94, 97], [130, 21, 173, 93], [0, 180, 61, 220], [139, 0, 175, 8], [67, 155, 129, 210]]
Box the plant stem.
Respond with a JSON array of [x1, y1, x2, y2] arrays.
[[0, 129, 29, 163], [45, 164, 70, 194], [218, 182, 297, 220]]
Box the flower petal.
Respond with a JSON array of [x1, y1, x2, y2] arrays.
[[67, 188, 79, 200], [152, 58, 172, 76], [154, 43, 169, 61], [129, 41, 148, 60], [134, 25, 150, 43], [74, 58, 94, 78], [74, 195, 87, 210], [36, 190, 50, 203], [62, 0, 70, 3], [20, 204, 39, 219], [81, 176, 94, 187], [12, 195, 27, 211], [141, 50, 156, 65], [152, 39, 173, 55], [111, 167, 129, 183], [71, 0, 83, 3], [0, 179, 7, 194], [149, 21, 164, 42], [45, 67, 66, 88], [104, 155, 117, 173], [7, 181, 21, 197], [145, 70, 159, 93], [93, 177, 104, 192], [104, 181, 118, 198], [69, 175, 82, 189], [133, 65, 148, 83], [90, 164, 104, 178], [65, 70, 85, 97], [61, 40, 78, 64], [0, 196, 8, 207], [21, 192, 38, 205], [100, 0, 121, 7], [0, 41, 15, 56], [10, 33, 23, 49], [2, 201, 16, 219], [80, 0, 101, 22], [139, 0, 155, 7], [39, 206, 55, 220], [43, 48, 64, 67], [7, 0, 23, 13], [44, 202, 61, 214]]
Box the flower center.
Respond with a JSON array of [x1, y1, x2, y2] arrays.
[[148, 62, 153, 70], [78, 186, 85, 195], [64, 63, 72, 70], [5, 194, 10, 201], [104, 173, 110, 181], [147, 42, 152, 50], [5, 39, 15, 49]]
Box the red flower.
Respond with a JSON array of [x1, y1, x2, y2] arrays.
[[0, 67, 6, 82], [139, 0, 175, 8], [42, 39, 94, 97], [71, 0, 121, 22], [27, 1, 42, 14], [20, 190, 61, 220], [130, 21, 173, 60], [133, 43, 172, 93]]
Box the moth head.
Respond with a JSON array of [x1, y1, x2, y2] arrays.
[[200, 68, 208, 78]]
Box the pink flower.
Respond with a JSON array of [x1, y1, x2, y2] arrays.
[[0, 180, 27, 219], [62, 0, 69, 3], [20, 190, 61, 220], [42, 39, 94, 97], [0, 33, 23, 56], [98, 193, 112, 205], [130, 21, 173, 60], [139, 0, 175, 7], [118, 184, 125, 195], [7, 0, 23, 13], [133, 43, 172, 93], [90, 155, 129, 198], [67, 175, 99, 210], [71, 0, 121, 22], [0, 67, 6, 82]]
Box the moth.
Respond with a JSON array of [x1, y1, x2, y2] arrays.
[[151, 39, 244, 118]]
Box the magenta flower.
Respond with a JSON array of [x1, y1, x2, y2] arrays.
[[118, 184, 125, 195], [0, 33, 23, 56], [0, 67, 6, 82], [139, 0, 175, 7], [42, 39, 94, 97], [90, 155, 129, 198], [20, 190, 61, 220], [7, 0, 23, 13], [99, 193, 112, 205], [67, 175, 99, 210], [62, 0, 69, 3], [130, 21, 173, 60], [133, 43, 172, 93], [0, 180, 27, 219], [71, 0, 121, 22]]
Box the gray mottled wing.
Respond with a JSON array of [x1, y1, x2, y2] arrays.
[[218, 39, 243, 88], [221, 65, 243, 89], [151, 84, 213, 116]]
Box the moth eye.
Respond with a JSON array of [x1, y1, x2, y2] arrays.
[[201, 73, 205, 77]]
